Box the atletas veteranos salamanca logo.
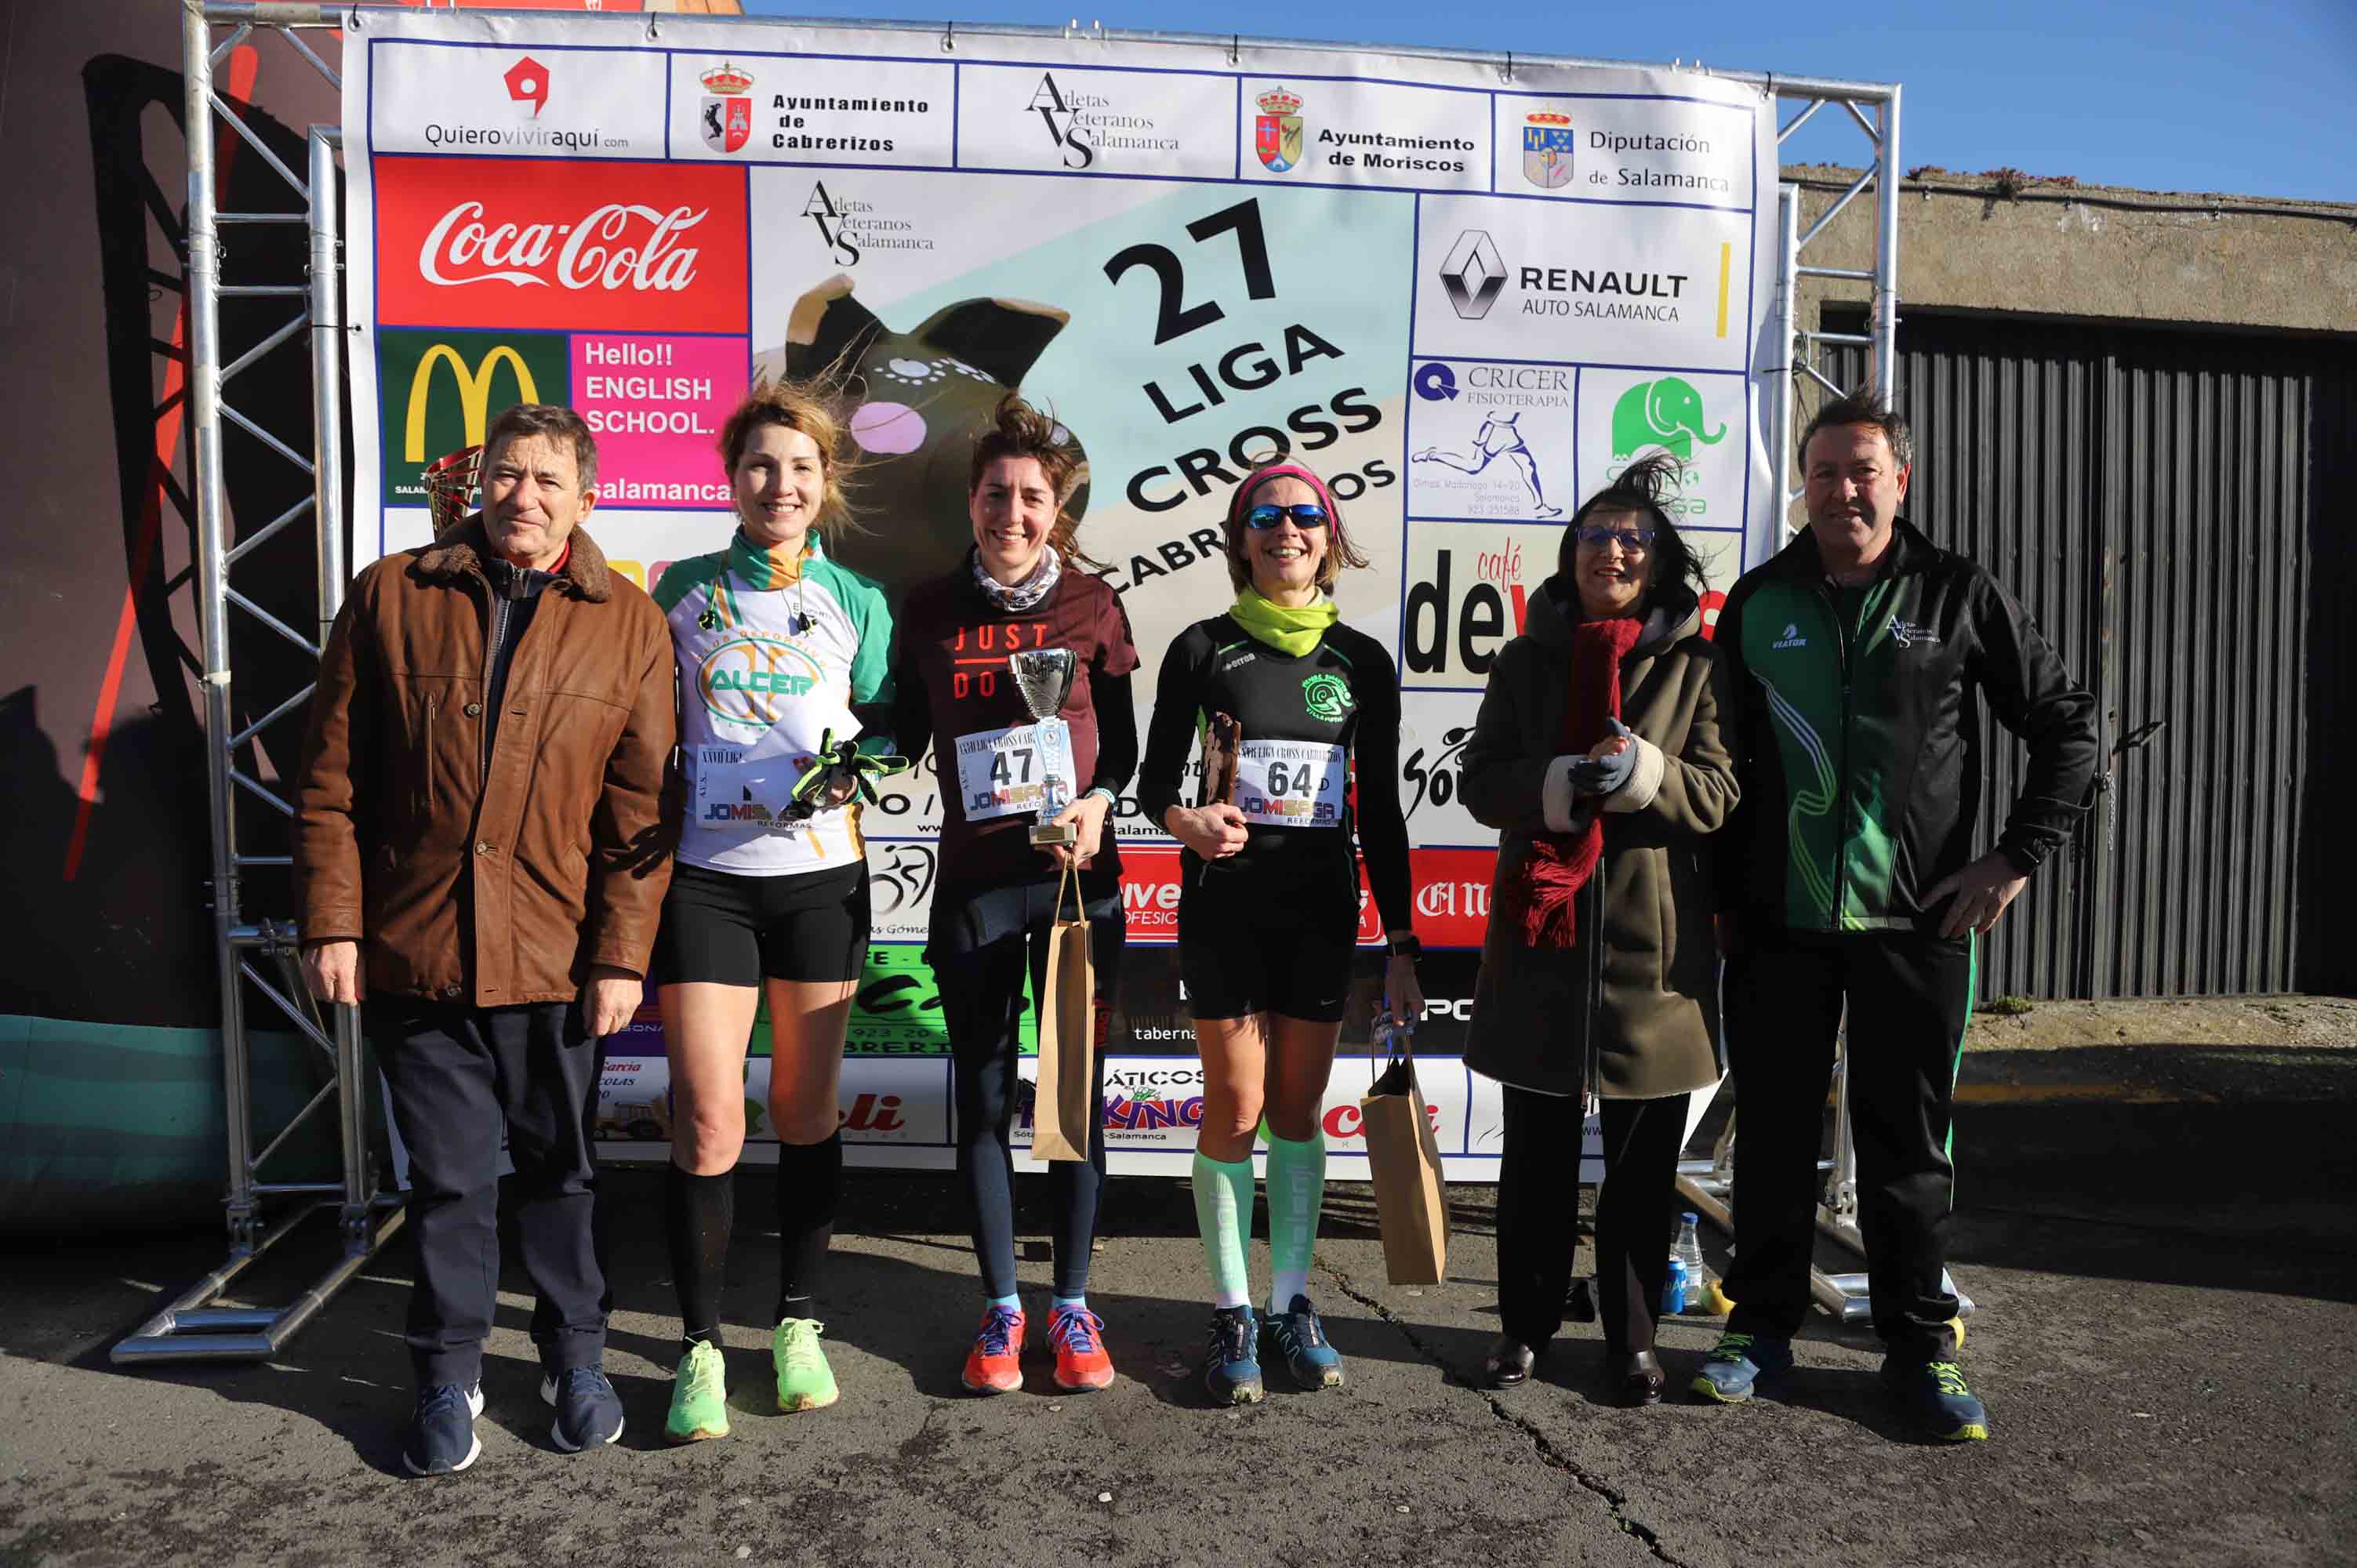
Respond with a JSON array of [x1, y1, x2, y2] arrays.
[[1301, 672, 1354, 722]]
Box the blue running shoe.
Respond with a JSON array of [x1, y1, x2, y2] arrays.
[[1883, 1355, 1990, 1442], [539, 1367, 624, 1452], [1202, 1305, 1265, 1406], [1690, 1331, 1794, 1404], [401, 1382, 484, 1476], [1262, 1294, 1345, 1390]]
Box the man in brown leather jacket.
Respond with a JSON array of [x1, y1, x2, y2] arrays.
[[293, 403, 674, 1475]]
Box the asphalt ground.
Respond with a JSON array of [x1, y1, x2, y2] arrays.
[[4, 1004, 2354, 1568]]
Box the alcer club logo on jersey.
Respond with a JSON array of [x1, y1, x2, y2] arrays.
[[376, 158, 749, 333], [699, 634, 825, 731], [699, 61, 754, 153], [1256, 87, 1304, 172]]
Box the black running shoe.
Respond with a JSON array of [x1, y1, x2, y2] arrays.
[[401, 1382, 484, 1476], [540, 1367, 624, 1452]]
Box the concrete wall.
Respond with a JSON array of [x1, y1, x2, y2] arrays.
[[1783, 162, 2357, 337]]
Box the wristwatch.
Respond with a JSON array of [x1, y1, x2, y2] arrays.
[[1387, 933, 1423, 961]]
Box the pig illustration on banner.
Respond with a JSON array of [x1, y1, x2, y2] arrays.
[[752, 274, 1091, 597]]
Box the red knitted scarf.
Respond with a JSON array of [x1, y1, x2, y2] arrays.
[[1504, 615, 1642, 949]]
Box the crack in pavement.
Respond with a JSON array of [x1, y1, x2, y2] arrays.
[[1315, 1258, 1696, 1568]]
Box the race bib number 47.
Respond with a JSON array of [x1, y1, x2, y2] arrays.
[[1234, 739, 1346, 828], [953, 721, 1073, 822]]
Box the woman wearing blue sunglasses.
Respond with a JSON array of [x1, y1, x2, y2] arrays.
[[1138, 459, 1422, 1405]]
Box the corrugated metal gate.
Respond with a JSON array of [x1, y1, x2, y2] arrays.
[[1823, 309, 2355, 999]]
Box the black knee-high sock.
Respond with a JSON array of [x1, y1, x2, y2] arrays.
[[666, 1163, 733, 1344], [774, 1132, 842, 1321]]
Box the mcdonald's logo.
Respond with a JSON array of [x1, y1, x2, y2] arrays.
[[377, 328, 568, 506], [405, 343, 538, 463]]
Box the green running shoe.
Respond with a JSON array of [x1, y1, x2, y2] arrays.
[[665, 1340, 729, 1443], [774, 1316, 840, 1412]]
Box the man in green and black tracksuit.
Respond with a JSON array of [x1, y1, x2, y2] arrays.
[[1694, 393, 2098, 1441]]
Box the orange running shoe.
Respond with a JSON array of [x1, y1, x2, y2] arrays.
[[1048, 1305, 1116, 1392], [961, 1305, 1026, 1395]]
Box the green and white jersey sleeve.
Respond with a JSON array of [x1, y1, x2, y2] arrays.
[[654, 539, 893, 878]]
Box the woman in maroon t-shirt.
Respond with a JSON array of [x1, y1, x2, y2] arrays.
[[887, 394, 1138, 1397]]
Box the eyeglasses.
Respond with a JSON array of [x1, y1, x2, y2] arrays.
[[1576, 524, 1654, 553], [1244, 503, 1331, 531]]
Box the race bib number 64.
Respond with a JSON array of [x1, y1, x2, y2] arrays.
[[1233, 739, 1346, 828]]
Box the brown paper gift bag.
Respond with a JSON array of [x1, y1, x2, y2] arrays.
[[1360, 1028, 1449, 1284], [1030, 861, 1097, 1163]]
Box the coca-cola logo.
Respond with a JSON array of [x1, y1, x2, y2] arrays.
[[419, 201, 708, 292]]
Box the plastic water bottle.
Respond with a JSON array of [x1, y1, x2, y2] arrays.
[[1670, 1211, 1707, 1313]]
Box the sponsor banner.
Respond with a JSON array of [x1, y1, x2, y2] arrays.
[[864, 838, 940, 944], [588, 1054, 950, 1146], [1398, 688, 1489, 844], [956, 65, 1233, 179], [1407, 358, 1576, 522], [346, 16, 1778, 1182], [1238, 76, 1487, 191], [1490, 94, 1755, 208], [1400, 520, 1561, 691], [1574, 365, 1749, 532], [1117, 844, 1186, 943], [1414, 194, 1754, 372], [372, 42, 666, 158], [374, 156, 749, 333], [670, 53, 954, 166], [1408, 847, 1498, 949], [377, 328, 569, 507], [572, 333, 743, 506]]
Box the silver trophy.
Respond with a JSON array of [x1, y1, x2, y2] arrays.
[[1008, 647, 1080, 847]]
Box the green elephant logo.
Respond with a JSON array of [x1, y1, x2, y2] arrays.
[[1612, 376, 1727, 465]]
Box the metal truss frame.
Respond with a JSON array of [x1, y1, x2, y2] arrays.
[[115, 2, 396, 1365], [115, 5, 1916, 1359]]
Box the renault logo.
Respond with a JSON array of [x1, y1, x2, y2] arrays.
[[1437, 230, 1508, 321]]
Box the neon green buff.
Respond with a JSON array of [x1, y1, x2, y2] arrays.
[[1229, 586, 1337, 657], [1263, 1129, 1325, 1313], [1191, 1150, 1255, 1308], [666, 1339, 729, 1443], [773, 1316, 839, 1412]]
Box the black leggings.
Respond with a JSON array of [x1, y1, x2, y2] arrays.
[[929, 877, 1125, 1300]]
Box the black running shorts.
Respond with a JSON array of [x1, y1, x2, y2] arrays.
[[1177, 862, 1359, 1023], [653, 861, 870, 986]]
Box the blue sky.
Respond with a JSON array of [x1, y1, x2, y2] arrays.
[[745, 0, 2355, 202]]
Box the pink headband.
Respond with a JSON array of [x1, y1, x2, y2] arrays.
[[1228, 462, 1342, 532]]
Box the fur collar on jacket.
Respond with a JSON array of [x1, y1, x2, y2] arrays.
[[417, 516, 614, 602]]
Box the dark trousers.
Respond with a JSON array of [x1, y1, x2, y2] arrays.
[[372, 998, 608, 1387], [1497, 1086, 1689, 1354], [1721, 930, 1973, 1361], [929, 877, 1122, 1301]]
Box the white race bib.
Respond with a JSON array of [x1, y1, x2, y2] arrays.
[[1233, 739, 1346, 829], [953, 720, 1075, 823], [691, 743, 816, 834]]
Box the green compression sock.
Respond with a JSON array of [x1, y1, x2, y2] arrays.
[[1191, 1149, 1255, 1309], [1265, 1129, 1326, 1314]]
